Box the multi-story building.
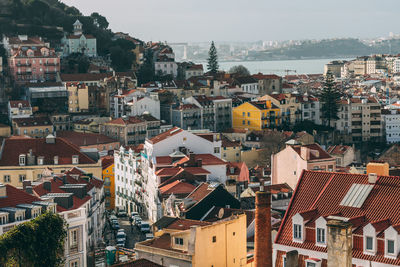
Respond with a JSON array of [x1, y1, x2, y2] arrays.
[[271, 142, 336, 189], [49, 114, 71, 131], [154, 47, 178, 78], [326, 145, 355, 167], [184, 96, 215, 131], [8, 100, 33, 121], [232, 100, 281, 131], [171, 104, 202, 130], [273, 170, 400, 267], [110, 89, 140, 118], [61, 20, 97, 57], [67, 83, 89, 113], [73, 117, 111, 134], [382, 109, 400, 143], [2, 35, 47, 55], [211, 96, 232, 132], [185, 64, 204, 80], [128, 95, 160, 120], [252, 73, 283, 95], [8, 46, 60, 83], [233, 76, 259, 95], [101, 156, 115, 210], [135, 214, 247, 267], [324, 60, 346, 77], [393, 58, 400, 74], [0, 183, 87, 266], [57, 131, 120, 154], [12, 117, 53, 138], [336, 97, 382, 142], [26, 83, 68, 113], [260, 93, 302, 126], [297, 94, 321, 125], [0, 135, 102, 187], [353, 56, 368, 76], [100, 116, 147, 146]]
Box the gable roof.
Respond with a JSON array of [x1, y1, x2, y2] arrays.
[[57, 131, 118, 147], [13, 117, 52, 127], [9, 100, 30, 108], [0, 184, 41, 209], [159, 180, 196, 196], [290, 143, 333, 161], [275, 170, 400, 265], [326, 145, 352, 155], [148, 127, 184, 144]]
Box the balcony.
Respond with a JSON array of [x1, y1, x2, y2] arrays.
[[16, 63, 31, 67], [44, 62, 59, 66]]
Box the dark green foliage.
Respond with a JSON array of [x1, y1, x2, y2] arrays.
[[229, 65, 250, 76], [64, 53, 90, 73], [319, 71, 342, 127], [0, 212, 67, 267], [110, 46, 135, 72], [90, 12, 109, 29], [293, 120, 332, 134], [207, 41, 219, 74], [137, 49, 155, 85]]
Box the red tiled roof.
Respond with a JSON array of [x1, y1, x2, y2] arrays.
[[0, 184, 41, 209], [275, 170, 400, 265], [13, 117, 52, 127], [101, 156, 114, 170], [60, 72, 135, 82], [252, 73, 281, 80], [226, 162, 249, 182], [148, 127, 183, 144], [184, 167, 210, 175], [291, 144, 333, 161], [155, 167, 182, 177], [9, 100, 30, 108], [165, 218, 211, 230], [174, 104, 199, 110], [66, 34, 95, 39], [57, 131, 118, 147], [185, 182, 214, 203], [193, 154, 227, 165], [106, 116, 144, 126], [0, 137, 96, 166], [326, 145, 351, 155], [159, 180, 196, 195]]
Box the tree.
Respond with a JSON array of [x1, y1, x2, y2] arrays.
[[90, 12, 109, 29], [0, 212, 67, 267], [207, 41, 219, 74], [319, 71, 341, 127], [110, 46, 135, 72], [229, 65, 250, 76]]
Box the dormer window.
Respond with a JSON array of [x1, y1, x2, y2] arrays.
[[316, 228, 325, 244], [363, 223, 376, 255], [384, 226, 398, 258], [305, 258, 321, 267], [37, 157, 44, 165], [72, 155, 79, 164], [19, 154, 26, 166], [293, 224, 302, 240], [54, 156, 59, 165], [174, 237, 183, 246], [315, 216, 327, 246], [387, 239, 395, 255], [366, 236, 374, 251], [292, 213, 304, 243]]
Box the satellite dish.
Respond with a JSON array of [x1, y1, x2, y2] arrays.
[[218, 208, 224, 219]]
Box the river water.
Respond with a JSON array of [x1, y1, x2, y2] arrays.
[[200, 58, 346, 76]]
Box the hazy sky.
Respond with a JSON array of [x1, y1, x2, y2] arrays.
[[62, 0, 399, 43]]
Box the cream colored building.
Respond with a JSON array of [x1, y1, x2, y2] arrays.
[[12, 117, 53, 138], [67, 83, 89, 113], [0, 124, 11, 137], [135, 214, 247, 267], [0, 136, 102, 187]]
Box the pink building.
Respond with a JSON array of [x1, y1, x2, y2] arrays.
[[9, 46, 60, 83], [271, 141, 336, 189]]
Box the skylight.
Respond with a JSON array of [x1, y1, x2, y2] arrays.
[[340, 183, 373, 208]]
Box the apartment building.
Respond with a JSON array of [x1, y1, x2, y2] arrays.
[[0, 135, 102, 187], [171, 104, 202, 130], [100, 116, 148, 146], [232, 100, 281, 131], [252, 73, 282, 95], [260, 93, 302, 125], [382, 109, 400, 143], [297, 94, 321, 125], [336, 97, 382, 142], [12, 117, 54, 138]]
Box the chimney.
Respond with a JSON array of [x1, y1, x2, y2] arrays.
[[327, 219, 353, 267], [0, 183, 6, 197], [368, 173, 378, 184], [286, 250, 299, 267], [254, 188, 272, 267], [43, 181, 51, 192], [23, 180, 31, 190], [300, 147, 310, 160]]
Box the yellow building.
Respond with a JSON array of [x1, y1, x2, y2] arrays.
[[67, 83, 89, 113], [0, 124, 11, 137], [136, 214, 247, 267], [259, 93, 302, 126], [12, 117, 53, 138], [233, 100, 281, 131], [101, 157, 115, 210], [0, 136, 102, 187], [221, 137, 241, 162]]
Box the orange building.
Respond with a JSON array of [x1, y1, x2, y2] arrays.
[[102, 156, 115, 210]]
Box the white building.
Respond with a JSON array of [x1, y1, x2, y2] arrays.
[[8, 100, 33, 121], [382, 109, 400, 143], [128, 96, 160, 120], [154, 60, 178, 78], [61, 20, 97, 57], [114, 127, 224, 223], [298, 94, 321, 125], [393, 58, 400, 74], [234, 76, 259, 95]]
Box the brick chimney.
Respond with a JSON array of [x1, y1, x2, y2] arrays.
[[254, 187, 272, 267], [300, 146, 310, 160], [327, 219, 353, 267]]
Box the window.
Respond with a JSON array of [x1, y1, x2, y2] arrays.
[[293, 224, 302, 239], [174, 237, 184, 245], [242, 120, 245, 125], [306, 262, 316, 267], [70, 260, 79, 267], [316, 228, 325, 244], [19, 155, 26, 166], [247, 121, 250, 125], [212, 236, 216, 243], [19, 175, 26, 182], [214, 147, 220, 153], [247, 112, 250, 117], [70, 228, 78, 249], [366, 236, 373, 251], [3, 175, 10, 183], [387, 239, 395, 255]]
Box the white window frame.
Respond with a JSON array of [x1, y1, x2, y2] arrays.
[[305, 259, 321, 267], [384, 226, 399, 258], [363, 223, 376, 255], [315, 216, 327, 246], [292, 213, 304, 243]]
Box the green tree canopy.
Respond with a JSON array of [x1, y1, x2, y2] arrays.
[[110, 46, 135, 72], [319, 71, 342, 127], [207, 41, 219, 74], [229, 65, 250, 76], [0, 212, 67, 267], [90, 12, 109, 29]]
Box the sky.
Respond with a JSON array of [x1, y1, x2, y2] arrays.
[[62, 0, 400, 43]]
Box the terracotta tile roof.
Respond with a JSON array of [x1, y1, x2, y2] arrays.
[[155, 167, 182, 177], [185, 182, 214, 203], [222, 137, 241, 148], [139, 234, 186, 253], [13, 117, 52, 127], [0, 137, 96, 166], [101, 156, 114, 170], [234, 76, 258, 85], [9, 100, 30, 108], [148, 127, 183, 144], [165, 218, 211, 230], [252, 73, 281, 80], [291, 144, 333, 161], [57, 131, 118, 147], [184, 167, 210, 175], [174, 104, 199, 110], [326, 145, 351, 155], [226, 162, 249, 182], [159, 180, 196, 196], [106, 116, 144, 126], [275, 170, 400, 265], [111, 259, 163, 267], [0, 184, 41, 209], [177, 154, 226, 166], [60, 72, 135, 82]]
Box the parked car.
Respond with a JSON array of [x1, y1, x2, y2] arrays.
[[140, 221, 151, 233], [116, 239, 125, 247], [131, 212, 139, 218], [116, 231, 126, 240], [112, 221, 120, 230], [134, 216, 142, 227]]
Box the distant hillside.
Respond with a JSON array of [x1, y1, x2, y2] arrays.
[[246, 38, 400, 61]]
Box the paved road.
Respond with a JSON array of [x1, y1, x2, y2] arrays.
[[105, 217, 145, 249]]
